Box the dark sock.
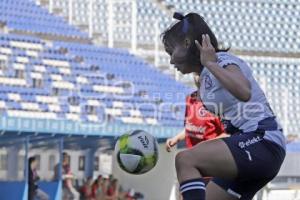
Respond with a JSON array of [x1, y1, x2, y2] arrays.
[[180, 178, 206, 200]]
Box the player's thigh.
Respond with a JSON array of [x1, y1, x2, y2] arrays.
[[182, 139, 238, 179], [206, 181, 238, 200]]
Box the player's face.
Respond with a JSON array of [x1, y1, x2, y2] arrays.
[[63, 155, 69, 164], [31, 160, 38, 169], [165, 41, 197, 74]]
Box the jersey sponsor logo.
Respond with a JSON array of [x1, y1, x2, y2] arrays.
[[186, 132, 204, 140], [238, 136, 262, 149], [185, 122, 206, 133]]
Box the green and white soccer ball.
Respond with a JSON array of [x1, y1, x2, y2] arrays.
[[115, 130, 159, 174]]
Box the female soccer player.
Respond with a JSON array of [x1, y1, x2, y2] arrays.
[[162, 12, 286, 200], [165, 73, 227, 152]]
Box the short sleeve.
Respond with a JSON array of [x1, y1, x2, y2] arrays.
[[217, 52, 240, 68]]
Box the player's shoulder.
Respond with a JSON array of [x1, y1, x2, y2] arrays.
[[216, 51, 245, 68], [216, 51, 239, 59]]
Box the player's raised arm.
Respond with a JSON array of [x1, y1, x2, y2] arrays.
[[195, 35, 251, 102]]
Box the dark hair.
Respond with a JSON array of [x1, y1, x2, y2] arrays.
[[161, 12, 229, 53], [28, 156, 37, 167]]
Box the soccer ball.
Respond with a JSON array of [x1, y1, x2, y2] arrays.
[[115, 130, 159, 174]]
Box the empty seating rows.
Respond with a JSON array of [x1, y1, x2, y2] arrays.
[[0, 0, 88, 38], [42, 0, 300, 53], [0, 33, 189, 127]]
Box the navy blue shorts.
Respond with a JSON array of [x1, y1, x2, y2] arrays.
[[212, 131, 286, 200]]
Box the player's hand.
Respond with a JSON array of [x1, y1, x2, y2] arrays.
[[165, 137, 179, 152], [195, 34, 217, 67]]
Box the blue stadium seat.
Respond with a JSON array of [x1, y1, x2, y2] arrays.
[[0, 0, 88, 38]]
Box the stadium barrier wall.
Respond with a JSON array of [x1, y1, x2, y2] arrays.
[[39, 181, 61, 200], [0, 116, 181, 138], [0, 181, 27, 200]]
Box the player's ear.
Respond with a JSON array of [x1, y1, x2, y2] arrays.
[[184, 38, 191, 49]]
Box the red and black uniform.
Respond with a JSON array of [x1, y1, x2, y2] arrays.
[[184, 91, 225, 148], [80, 185, 94, 200]]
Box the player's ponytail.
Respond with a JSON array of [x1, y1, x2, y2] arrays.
[[161, 12, 229, 54]]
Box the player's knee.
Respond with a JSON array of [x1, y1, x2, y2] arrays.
[[175, 150, 194, 171], [175, 149, 210, 175]]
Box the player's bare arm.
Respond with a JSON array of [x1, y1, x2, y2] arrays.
[[195, 35, 251, 102]]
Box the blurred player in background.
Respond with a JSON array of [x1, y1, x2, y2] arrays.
[[28, 156, 49, 200], [61, 152, 80, 200], [80, 176, 94, 200], [162, 12, 286, 200], [54, 152, 80, 200], [165, 73, 227, 152]]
